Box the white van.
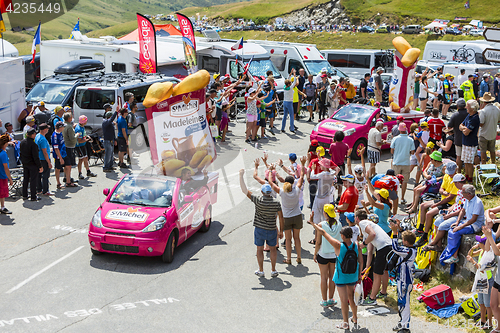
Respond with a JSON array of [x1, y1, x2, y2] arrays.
[[321, 49, 394, 79], [0, 57, 25, 130], [422, 41, 500, 65]]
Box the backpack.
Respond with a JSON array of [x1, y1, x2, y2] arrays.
[[374, 175, 398, 192], [386, 250, 412, 273], [46, 114, 62, 144], [340, 242, 358, 274]]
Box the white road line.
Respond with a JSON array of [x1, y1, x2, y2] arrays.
[[6, 246, 84, 294]]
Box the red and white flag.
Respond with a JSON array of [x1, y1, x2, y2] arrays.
[[136, 13, 157, 73], [231, 37, 243, 51], [31, 22, 41, 64]]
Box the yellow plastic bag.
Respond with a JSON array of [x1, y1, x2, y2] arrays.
[[415, 210, 438, 269], [461, 294, 480, 317]]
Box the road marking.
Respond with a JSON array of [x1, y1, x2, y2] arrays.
[[6, 246, 84, 294], [52, 225, 87, 234]]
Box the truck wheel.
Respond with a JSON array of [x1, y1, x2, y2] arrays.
[[199, 206, 212, 233], [351, 139, 367, 160], [91, 248, 102, 256], [161, 232, 176, 263]]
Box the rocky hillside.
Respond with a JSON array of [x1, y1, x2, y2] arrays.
[[281, 0, 350, 26]]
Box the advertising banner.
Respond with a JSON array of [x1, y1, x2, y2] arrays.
[[145, 88, 216, 177], [176, 12, 198, 74], [137, 13, 157, 73]]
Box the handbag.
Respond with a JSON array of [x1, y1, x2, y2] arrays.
[[354, 282, 364, 306], [471, 270, 489, 294], [421, 284, 455, 310], [209, 124, 218, 138]]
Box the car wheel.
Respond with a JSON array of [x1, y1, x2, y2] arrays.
[[91, 248, 102, 256], [161, 232, 176, 263], [199, 206, 212, 233], [352, 139, 367, 160]]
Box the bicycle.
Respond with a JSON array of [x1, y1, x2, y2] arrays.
[[451, 45, 475, 63]]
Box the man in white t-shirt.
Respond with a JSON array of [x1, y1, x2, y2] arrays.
[[433, 75, 444, 109], [457, 69, 467, 98], [367, 120, 386, 178], [356, 209, 392, 305]]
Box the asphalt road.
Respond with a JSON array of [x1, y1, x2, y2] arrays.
[[0, 116, 464, 333]]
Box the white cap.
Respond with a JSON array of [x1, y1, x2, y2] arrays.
[[248, 87, 256, 94], [354, 165, 364, 173], [453, 173, 466, 182], [321, 67, 327, 73]]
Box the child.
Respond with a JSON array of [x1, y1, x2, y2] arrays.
[[51, 121, 67, 189], [329, 130, 349, 204], [0, 134, 13, 214], [467, 241, 494, 329], [389, 221, 417, 333], [258, 96, 275, 140], [346, 146, 367, 207], [220, 99, 234, 143]]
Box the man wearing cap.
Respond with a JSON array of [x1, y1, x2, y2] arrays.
[[239, 169, 284, 278], [427, 109, 445, 144], [391, 123, 414, 203], [460, 100, 480, 182], [51, 121, 67, 189], [117, 108, 129, 168], [343, 78, 356, 103], [367, 120, 387, 178], [460, 75, 476, 102], [373, 67, 384, 103], [433, 75, 445, 110], [35, 123, 53, 196], [337, 174, 358, 227], [52, 106, 65, 129], [310, 158, 338, 225], [478, 92, 500, 164], [447, 98, 468, 170], [18, 102, 33, 131], [62, 112, 79, 187], [23, 116, 36, 138], [441, 74, 453, 120], [20, 128, 43, 201], [75, 115, 97, 179], [479, 74, 490, 98], [102, 105, 118, 172], [414, 162, 459, 247], [391, 115, 404, 138], [315, 67, 328, 85]]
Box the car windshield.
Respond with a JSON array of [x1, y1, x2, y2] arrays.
[[247, 59, 282, 78], [331, 104, 374, 125], [304, 60, 333, 76], [26, 82, 73, 104], [109, 175, 176, 208]]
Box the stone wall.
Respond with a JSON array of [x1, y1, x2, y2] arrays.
[[432, 234, 477, 281]]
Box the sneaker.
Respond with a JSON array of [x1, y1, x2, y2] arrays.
[[320, 300, 329, 307], [30, 196, 42, 201], [132, 152, 140, 158], [397, 329, 411, 333], [119, 163, 129, 169], [78, 173, 85, 180], [393, 323, 403, 331], [327, 299, 337, 306], [362, 297, 377, 305], [87, 170, 97, 177], [245, 139, 251, 143], [414, 234, 429, 248], [376, 292, 388, 299], [401, 199, 407, 205], [22, 196, 29, 200], [307, 118, 312, 122], [43, 192, 55, 196], [1, 207, 12, 214], [442, 115, 449, 120], [271, 270, 279, 278], [281, 130, 285, 133], [262, 135, 268, 139], [103, 168, 112, 173], [255, 270, 265, 277], [444, 256, 459, 264]]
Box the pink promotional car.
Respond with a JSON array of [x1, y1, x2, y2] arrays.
[[88, 172, 218, 263], [310, 104, 424, 159]]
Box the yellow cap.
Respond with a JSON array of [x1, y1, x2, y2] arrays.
[[420, 121, 428, 127], [426, 141, 435, 148], [213, 73, 220, 80], [54, 105, 63, 114], [444, 73, 452, 77], [316, 146, 325, 157], [375, 189, 389, 199], [324, 204, 336, 218]]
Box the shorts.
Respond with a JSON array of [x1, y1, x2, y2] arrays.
[[419, 97, 427, 101], [339, 212, 347, 227], [306, 96, 314, 106], [75, 145, 88, 159], [455, 146, 462, 158], [117, 137, 128, 152], [247, 113, 258, 122], [494, 282, 500, 293], [413, 92, 418, 100], [265, 107, 275, 119], [64, 147, 76, 166], [0, 178, 8, 198], [293, 102, 298, 114], [388, 189, 398, 201], [433, 199, 450, 211], [479, 137, 496, 154], [336, 164, 345, 185], [462, 145, 477, 164], [393, 165, 410, 183], [317, 253, 337, 265], [367, 150, 380, 164], [478, 279, 494, 307], [216, 107, 222, 121], [437, 94, 444, 102], [54, 158, 65, 170], [410, 154, 418, 166], [441, 93, 450, 105], [258, 118, 266, 127], [254, 227, 277, 247], [436, 216, 458, 231], [283, 214, 303, 230], [374, 245, 392, 275]]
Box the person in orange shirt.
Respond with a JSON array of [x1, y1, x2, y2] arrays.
[[343, 78, 356, 103]]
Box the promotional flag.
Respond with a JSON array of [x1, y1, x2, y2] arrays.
[[145, 88, 216, 173], [231, 37, 243, 51], [176, 12, 197, 74], [0, 0, 13, 13], [136, 13, 157, 73], [31, 22, 41, 64], [0, 12, 6, 37], [464, 0, 470, 8], [69, 18, 80, 39], [243, 56, 253, 75]]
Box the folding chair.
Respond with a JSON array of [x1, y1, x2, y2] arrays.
[[87, 134, 105, 166], [234, 97, 247, 123], [8, 168, 23, 198], [475, 164, 500, 194]]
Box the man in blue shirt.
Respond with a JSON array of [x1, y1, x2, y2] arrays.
[[75, 115, 97, 179], [390, 123, 414, 202], [459, 100, 480, 182], [35, 123, 53, 196], [117, 108, 129, 168], [479, 74, 490, 98], [51, 121, 67, 189]]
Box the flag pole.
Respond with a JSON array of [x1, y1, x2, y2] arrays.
[[2, 35, 4, 58]]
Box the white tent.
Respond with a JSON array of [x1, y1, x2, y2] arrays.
[[424, 21, 447, 29], [469, 20, 482, 27]]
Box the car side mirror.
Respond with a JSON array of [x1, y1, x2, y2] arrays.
[[103, 188, 109, 196], [96, 114, 104, 118], [184, 195, 194, 203]]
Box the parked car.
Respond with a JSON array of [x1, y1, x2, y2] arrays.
[[445, 28, 462, 35], [376, 25, 389, 33], [469, 29, 484, 37], [359, 26, 375, 33], [296, 25, 307, 32], [310, 104, 424, 159], [402, 25, 422, 34], [88, 172, 219, 263]]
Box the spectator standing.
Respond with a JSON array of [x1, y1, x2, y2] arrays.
[[18, 102, 33, 130], [343, 78, 356, 103], [51, 121, 67, 189], [441, 74, 453, 120], [373, 67, 384, 103], [337, 174, 358, 227], [102, 106, 117, 172], [75, 116, 97, 179], [494, 73, 500, 103], [390, 123, 414, 202], [297, 68, 307, 116], [282, 74, 298, 133], [329, 131, 349, 201], [337, 78, 348, 108], [460, 100, 480, 182], [117, 108, 129, 168], [0, 134, 13, 213], [62, 112, 78, 187], [391, 116, 404, 138], [472, 74, 480, 102], [35, 124, 53, 196], [239, 169, 284, 278], [457, 69, 467, 98], [23, 116, 36, 138], [263, 77, 278, 133], [359, 73, 370, 100], [367, 120, 386, 178], [123, 92, 134, 111], [480, 74, 490, 98], [428, 108, 446, 144], [304, 75, 317, 122], [447, 98, 468, 170], [460, 74, 476, 102], [51, 106, 64, 129], [317, 74, 329, 121], [20, 128, 42, 201], [478, 92, 500, 164]]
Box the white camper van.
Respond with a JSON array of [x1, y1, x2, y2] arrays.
[[422, 41, 500, 65], [0, 57, 25, 130], [321, 49, 394, 79]]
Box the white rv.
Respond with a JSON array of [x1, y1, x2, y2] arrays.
[[0, 57, 25, 130], [321, 49, 395, 79], [422, 41, 500, 65]]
